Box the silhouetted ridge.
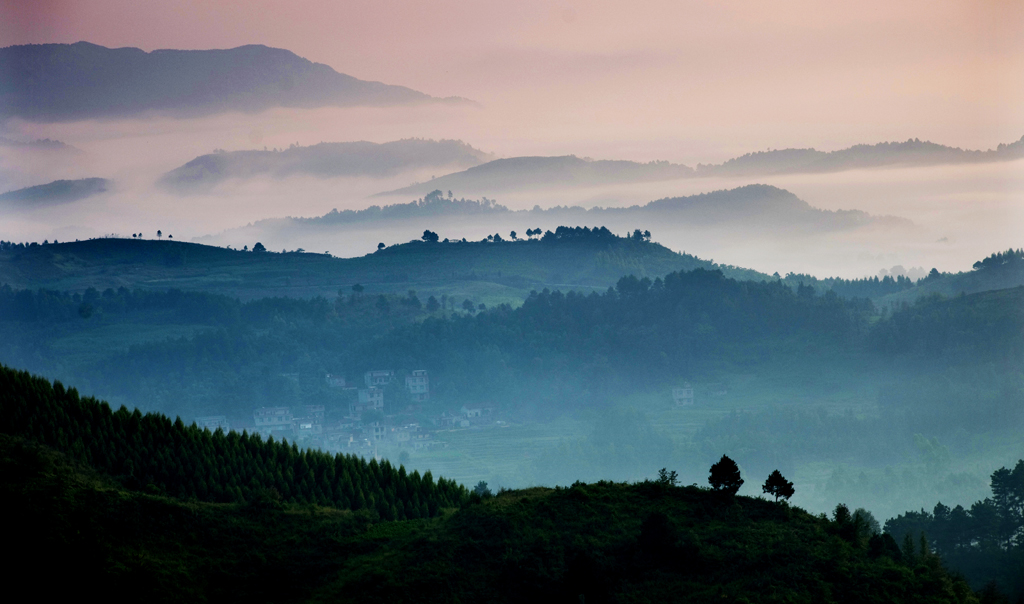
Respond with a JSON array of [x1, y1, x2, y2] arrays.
[[0, 42, 466, 120]]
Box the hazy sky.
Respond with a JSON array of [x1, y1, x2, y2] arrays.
[[2, 0, 1022, 162]]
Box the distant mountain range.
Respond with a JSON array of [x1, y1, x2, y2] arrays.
[[380, 135, 1024, 197], [0, 178, 110, 208], [158, 139, 493, 192], [266, 184, 905, 232], [0, 137, 81, 153], [377, 155, 694, 197], [0, 42, 466, 121], [695, 136, 1024, 177]]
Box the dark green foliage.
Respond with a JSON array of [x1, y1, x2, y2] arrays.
[[762, 469, 794, 502], [708, 455, 743, 494], [886, 460, 1024, 599], [0, 365, 466, 516], [317, 481, 979, 603]]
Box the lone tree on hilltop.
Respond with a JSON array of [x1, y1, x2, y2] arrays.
[[377, 242, 385, 251], [422, 229, 439, 243], [252, 242, 267, 252], [762, 470, 795, 502], [157, 230, 162, 239], [708, 455, 743, 495]]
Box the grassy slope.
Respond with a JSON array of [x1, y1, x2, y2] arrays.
[[1, 433, 977, 604], [0, 237, 764, 304]]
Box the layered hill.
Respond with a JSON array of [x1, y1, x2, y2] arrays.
[[159, 139, 492, 192], [0, 232, 766, 302], [225, 186, 905, 254], [380, 136, 1024, 197], [696, 136, 1024, 177], [0, 366, 980, 603], [380, 155, 694, 196], [0, 42, 464, 121], [0, 177, 110, 208]]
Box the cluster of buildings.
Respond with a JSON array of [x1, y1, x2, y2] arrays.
[[671, 382, 728, 407], [195, 368, 504, 455]]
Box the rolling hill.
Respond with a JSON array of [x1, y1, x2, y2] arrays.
[[159, 139, 493, 192], [0, 230, 765, 303], [379, 135, 1024, 197], [0, 177, 110, 208], [379, 155, 694, 197], [218, 185, 907, 255], [0, 42, 466, 121]]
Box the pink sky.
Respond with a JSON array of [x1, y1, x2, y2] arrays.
[[2, 0, 1022, 161]]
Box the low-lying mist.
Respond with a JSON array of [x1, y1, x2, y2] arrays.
[[2, 108, 1021, 279]]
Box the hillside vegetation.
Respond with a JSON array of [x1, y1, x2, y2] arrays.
[[0, 368, 982, 603], [0, 229, 763, 302]]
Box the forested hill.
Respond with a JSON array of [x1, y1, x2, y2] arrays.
[[0, 366, 980, 602], [0, 231, 767, 301], [0, 365, 465, 517]]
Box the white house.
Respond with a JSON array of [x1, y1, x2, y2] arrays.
[[364, 369, 395, 388], [672, 384, 694, 406], [405, 370, 429, 402]]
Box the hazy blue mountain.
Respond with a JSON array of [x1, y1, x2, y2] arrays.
[[0, 178, 110, 208], [0, 42, 466, 121], [159, 139, 493, 192], [378, 155, 694, 197], [378, 136, 1024, 197], [696, 135, 1024, 177], [272, 185, 905, 233], [0, 137, 81, 153]]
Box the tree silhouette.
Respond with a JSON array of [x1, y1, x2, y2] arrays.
[[708, 455, 743, 494], [461, 299, 475, 313], [377, 242, 385, 251], [762, 470, 795, 502], [422, 230, 439, 243], [510, 231, 517, 241], [157, 230, 162, 239], [252, 242, 267, 252]]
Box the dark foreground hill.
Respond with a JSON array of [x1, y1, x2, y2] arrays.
[[159, 139, 493, 192], [0, 42, 463, 121], [0, 230, 766, 301], [0, 365, 979, 603]]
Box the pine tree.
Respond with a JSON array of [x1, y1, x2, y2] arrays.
[[708, 455, 744, 495], [762, 470, 795, 502]]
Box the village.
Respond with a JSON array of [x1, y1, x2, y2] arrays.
[[193, 372, 721, 461], [194, 369, 498, 457]]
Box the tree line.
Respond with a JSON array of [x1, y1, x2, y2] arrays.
[[0, 365, 467, 520], [885, 460, 1024, 599]]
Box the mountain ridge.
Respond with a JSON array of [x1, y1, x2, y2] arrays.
[[0, 42, 469, 121]]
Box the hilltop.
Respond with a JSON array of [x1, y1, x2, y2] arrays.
[[212, 186, 905, 256], [0, 42, 467, 121], [0, 231, 766, 302], [159, 139, 492, 192], [0, 364, 980, 603]]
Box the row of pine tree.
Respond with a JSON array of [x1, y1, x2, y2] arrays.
[[0, 365, 466, 519]]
